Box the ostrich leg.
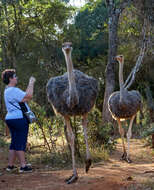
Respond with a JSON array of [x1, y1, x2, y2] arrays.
[[64, 116, 78, 184], [126, 115, 135, 163], [117, 119, 127, 161], [82, 114, 91, 173]]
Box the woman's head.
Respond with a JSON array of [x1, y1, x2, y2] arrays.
[[1, 69, 16, 85]]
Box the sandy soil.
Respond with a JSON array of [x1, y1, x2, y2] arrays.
[[0, 139, 154, 190]]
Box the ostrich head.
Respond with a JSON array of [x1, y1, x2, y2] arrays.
[[115, 55, 124, 64], [62, 42, 73, 55]]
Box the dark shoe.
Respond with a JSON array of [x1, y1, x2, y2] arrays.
[[19, 165, 32, 173], [6, 165, 17, 172]]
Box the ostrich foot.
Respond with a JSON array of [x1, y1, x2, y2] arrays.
[[65, 174, 78, 184], [121, 152, 132, 163], [85, 158, 92, 173]]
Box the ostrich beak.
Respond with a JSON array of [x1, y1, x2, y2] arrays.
[[114, 55, 123, 63], [65, 47, 71, 54], [62, 42, 72, 54], [114, 57, 118, 63]]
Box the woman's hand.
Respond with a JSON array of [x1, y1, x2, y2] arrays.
[[29, 76, 36, 84], [22, 77, 36, 102]]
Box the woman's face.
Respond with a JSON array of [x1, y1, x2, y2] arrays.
[[9, 73, 18, 86]]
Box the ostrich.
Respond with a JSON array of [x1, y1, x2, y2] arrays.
[[108, 55, 141, 163], [46, 42, 98, 184]]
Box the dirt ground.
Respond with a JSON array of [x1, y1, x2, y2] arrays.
[[0, 139, 154, 190]]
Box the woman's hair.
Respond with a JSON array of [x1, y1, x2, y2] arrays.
[[1, 69, 16, 85]]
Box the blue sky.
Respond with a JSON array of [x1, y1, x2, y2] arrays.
[[69, 0, 86, 7]]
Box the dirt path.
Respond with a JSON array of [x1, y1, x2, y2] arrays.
[[0, 139, 154, 190]]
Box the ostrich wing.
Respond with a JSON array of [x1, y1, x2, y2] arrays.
[[108, 90, 141, 120], [47, 69, 98, 116]]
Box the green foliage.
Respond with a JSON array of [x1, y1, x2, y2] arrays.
[[73, 0, 108, 61], [0, 120, 9, 148], [0, 120, 5, 135], [87, 107, 116, 151], [28, 101, 63, 140], [142, 125, 154, 137], [0, 0, 75, 109], [26, 102, 116, 165], [0, 136, 9, 148], [141, 122, 154, 146]]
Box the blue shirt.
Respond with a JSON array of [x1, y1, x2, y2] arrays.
[[4, 87, 30, 120]]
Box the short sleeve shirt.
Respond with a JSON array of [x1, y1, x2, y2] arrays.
[[4, 87, 30, 120]]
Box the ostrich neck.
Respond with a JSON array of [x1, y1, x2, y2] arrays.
[[65, 52, 76, 90], [118, 60, 124, 102], [64, 52, 79, 108]]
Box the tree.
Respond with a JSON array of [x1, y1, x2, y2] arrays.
[[0, 0, 73, 117], [145, 84, 154, 148], [102, 0, 134, 123]]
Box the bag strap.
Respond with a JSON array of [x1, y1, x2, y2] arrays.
[[9, 101, 21, 110], [9, 101, 28, 113], [8, 101, 29, 122], [18, 102, 28, 112]]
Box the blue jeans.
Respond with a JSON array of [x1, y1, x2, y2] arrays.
[[5, 118, 29, 151]]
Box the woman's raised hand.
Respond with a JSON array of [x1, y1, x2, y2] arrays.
[[29, 76, 36, 84]]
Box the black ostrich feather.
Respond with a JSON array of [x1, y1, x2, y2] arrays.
[[47, 69, 98, 116], [108, 89, 141, 120]]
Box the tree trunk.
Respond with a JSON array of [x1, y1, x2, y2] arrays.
[[145, 84, 154, 148], [102, 1, 119, 123], [102, 0, 134, 123], [0, 40, 8, 119]]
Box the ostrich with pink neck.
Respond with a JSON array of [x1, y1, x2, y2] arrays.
[[108, 55, 141, 163], [47, 42, 98, 183]]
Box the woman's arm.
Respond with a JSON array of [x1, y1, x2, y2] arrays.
[[21, 77, 36, 102]]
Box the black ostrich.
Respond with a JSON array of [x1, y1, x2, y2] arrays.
[[46, 42, 98, 184], [108, 55, 141, 163]]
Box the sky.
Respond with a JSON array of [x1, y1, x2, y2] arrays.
[[69, 0, 86, 7]]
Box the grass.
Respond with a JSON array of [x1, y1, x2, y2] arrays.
[[26, 145, 110, 170], [91, 146, 110, 162], [25, 130, 112, 168]]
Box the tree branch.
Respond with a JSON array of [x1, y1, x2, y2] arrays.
[[124, 19, 151, 89]]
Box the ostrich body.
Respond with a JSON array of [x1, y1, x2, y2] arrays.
[[47, 70, 97, 116], [46, 42, 98, 183], [108, 55, 141, 163]]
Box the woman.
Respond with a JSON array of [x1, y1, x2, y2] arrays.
[[1, 69, 36, 173]]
